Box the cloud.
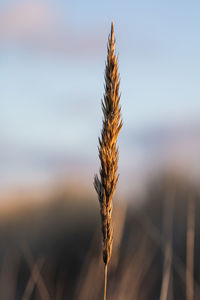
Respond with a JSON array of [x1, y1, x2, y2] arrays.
[[0, 0, 105, 58], [0, 1, 59, 39]]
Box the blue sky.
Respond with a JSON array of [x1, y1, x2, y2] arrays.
[[0, 0, 200, 189]]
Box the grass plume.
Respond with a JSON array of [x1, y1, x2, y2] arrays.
[[94, 21, 122, 299]]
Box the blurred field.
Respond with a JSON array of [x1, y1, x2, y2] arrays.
[[0, 172, 199, 299]]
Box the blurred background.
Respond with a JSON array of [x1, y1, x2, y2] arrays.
[[0, 0, 200, 299]]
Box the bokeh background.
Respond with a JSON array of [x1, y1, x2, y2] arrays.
[[1, 0, 200, 299]]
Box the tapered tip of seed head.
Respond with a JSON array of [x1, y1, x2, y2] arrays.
[[111, 20, 114, 31], [109, 21, 115, 52], [111, 21, 114, 39]]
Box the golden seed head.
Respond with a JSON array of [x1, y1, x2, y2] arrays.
[[94, 22, 122, 266]]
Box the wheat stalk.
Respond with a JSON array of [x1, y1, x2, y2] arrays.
[[94, 21, 122, 300]]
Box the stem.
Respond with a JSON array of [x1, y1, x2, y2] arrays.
[[186, 195, 195, 300], [104, 264, 108, 300], [160, 190, 174, 300]]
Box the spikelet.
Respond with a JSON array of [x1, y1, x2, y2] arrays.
[[94, 21, 122, 267]]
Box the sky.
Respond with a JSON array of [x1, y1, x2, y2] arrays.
[[0, 0, 200, 192]]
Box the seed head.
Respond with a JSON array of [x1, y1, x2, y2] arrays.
[[94, 21, 122, 265]]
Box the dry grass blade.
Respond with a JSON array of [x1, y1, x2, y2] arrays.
[[75, 231, 102, 300], [186, 193, 195, 300], [113, 236, 156, 300], [160, 189, 174, 300], [22, 256, 45, 300], [94, 21, 122, 300], [137, 211, 200, 296], [110, 203, 127, 271], [21, 243, 51, 300], [0, 251, 20, 300], [76, 255, 102, 300]]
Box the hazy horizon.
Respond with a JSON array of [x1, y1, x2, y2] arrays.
[[1, 0, 200, 194]]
